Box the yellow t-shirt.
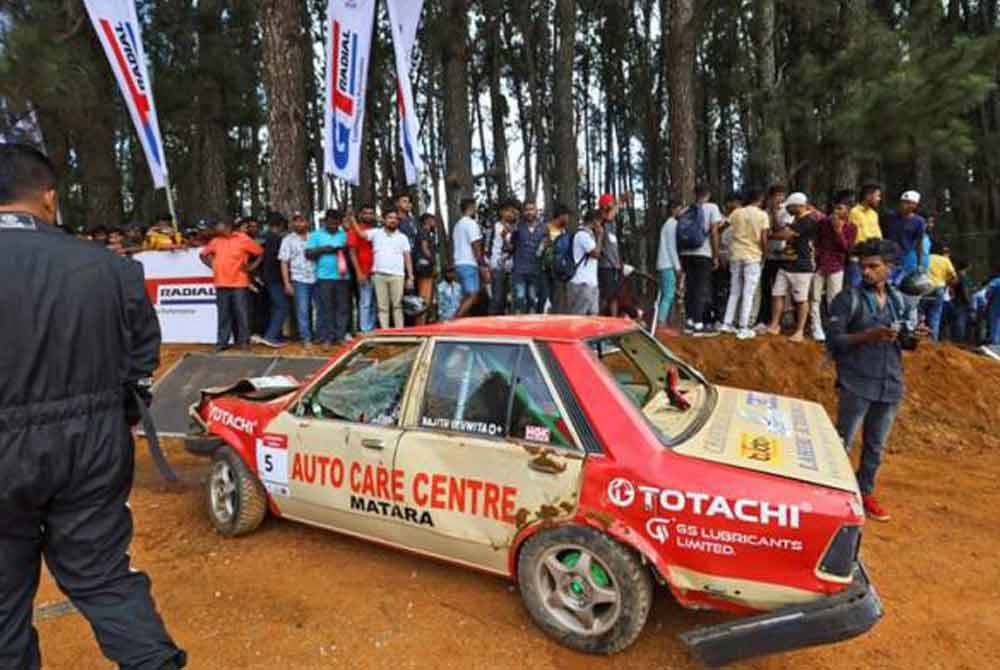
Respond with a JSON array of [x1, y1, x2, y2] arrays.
[[728, 206, 771, 262], [927, 254, 957, 289], [143, 229, 182, 250], [849, 205, 881, 243]]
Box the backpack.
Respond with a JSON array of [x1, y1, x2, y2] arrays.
[[675, 204, 707, 251], [551, 230, 585, 282]]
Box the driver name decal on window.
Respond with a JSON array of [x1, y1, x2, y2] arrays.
[[420, 416, 505, 436]]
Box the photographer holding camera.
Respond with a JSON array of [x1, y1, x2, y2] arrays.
[[827, 238, 929, 522]]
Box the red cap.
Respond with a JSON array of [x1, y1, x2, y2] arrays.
[[598, 193, 616, 209]]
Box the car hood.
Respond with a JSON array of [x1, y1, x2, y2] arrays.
[[674, 386, 859, 494]]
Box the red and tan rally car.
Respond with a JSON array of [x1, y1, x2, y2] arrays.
[[186, 316, 881, 666]]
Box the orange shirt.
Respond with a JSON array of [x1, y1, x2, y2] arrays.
[[199, 233, 263, 288]]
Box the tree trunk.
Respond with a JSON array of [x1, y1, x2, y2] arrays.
[[440, 0, 474, 225], [750, 0, 786, 187], [196, 0, 229, 219], [668, 0, 697, 203], [261, 0, 309, 216], [553, 0, 578, 216], [486, 4, 511, 198]]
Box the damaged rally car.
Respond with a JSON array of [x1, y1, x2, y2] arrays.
[[186, 316, 881, 666]]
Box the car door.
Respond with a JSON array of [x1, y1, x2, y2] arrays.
[[265, 338, 425, 544], [393, 338, 586, 575]]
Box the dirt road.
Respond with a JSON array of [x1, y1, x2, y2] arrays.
[[34, 339, 1000, 669]]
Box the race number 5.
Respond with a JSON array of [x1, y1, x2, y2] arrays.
[[256, 434, 289, 496]]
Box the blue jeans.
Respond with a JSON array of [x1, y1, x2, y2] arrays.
[[657, 268, 677, 325], [512, 274, 541, 314], [992, 311, 1000, 345], [920, 288, 946, 341], [316, 279, 351, 343], [215, 287, 250, 347], [293, 281, 316, 343], [836, 388, 900, 495], [357, 279, 376, 332], [264, 282, 289, 342], [944, 302, 970, 343]]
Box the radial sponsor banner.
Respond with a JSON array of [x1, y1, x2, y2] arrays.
[[134, 250, 216, 343], [324, 0, 376, 184], [83, 0, 168, 189], [386, 0, 424, 185]]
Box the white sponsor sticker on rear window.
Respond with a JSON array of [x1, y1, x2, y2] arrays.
[[524, 425, 551, 443]]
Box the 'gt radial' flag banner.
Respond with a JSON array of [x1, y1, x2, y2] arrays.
[[325, 0, 376, 184], [83, 0, 168, 189], [386, 0, 424, 185]]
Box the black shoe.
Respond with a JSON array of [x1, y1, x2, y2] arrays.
[[213, 344, 230, 353]]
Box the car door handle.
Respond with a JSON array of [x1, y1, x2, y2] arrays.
[[362, 438, 385, 450]]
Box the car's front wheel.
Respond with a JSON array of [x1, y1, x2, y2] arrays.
[[517, 525, 653, 654], [206, 446, 267, 537]]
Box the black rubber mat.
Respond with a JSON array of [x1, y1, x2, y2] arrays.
[[148, 353, 328, 435]]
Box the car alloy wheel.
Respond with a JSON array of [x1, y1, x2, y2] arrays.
[[205, 446, 267, 536], [209, 459, 237, 525], [535, 544, 623, 636]]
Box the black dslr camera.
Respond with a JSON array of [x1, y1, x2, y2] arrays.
[[893, 321, 919, 351]]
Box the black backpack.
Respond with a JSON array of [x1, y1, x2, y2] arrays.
[[551, 230, 585, 282]]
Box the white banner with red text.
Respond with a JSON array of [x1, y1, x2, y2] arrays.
[[135, 249, 216, 344], [324, 0, 376, 184], [83, 0, 169, 189], [386, 0, 424, 185]]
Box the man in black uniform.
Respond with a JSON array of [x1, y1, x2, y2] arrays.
[[0, 144, 185, 669]]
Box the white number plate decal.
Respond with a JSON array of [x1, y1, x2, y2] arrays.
[[256, 434, 289, 497]]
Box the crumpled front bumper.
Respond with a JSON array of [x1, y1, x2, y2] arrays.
[[680, 563, 883, 668]]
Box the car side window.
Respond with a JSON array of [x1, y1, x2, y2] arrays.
[[421, 342, 518, 437], [420, 341, 574, 449], [305, 342, 419, 426]]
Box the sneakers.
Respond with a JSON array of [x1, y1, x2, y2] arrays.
[[862, 494, 890, 522], [736, 327, 757, 340], [719, 323, 737, 335], [694, 323, 720, 338], [252, 335, 287, 349], [812, 328, 826, 343]]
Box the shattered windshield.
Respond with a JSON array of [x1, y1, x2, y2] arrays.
[[588, 330, 711, 445]]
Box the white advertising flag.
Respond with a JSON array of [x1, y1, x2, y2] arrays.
[[386, 0, 425, 185], [325, 0, 376, 184], [83, 0, 169, 189]]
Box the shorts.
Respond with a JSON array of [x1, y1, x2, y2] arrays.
[[772, 269, 813, 302], [598, 268, 623, 303], [566, 282, 600, 316], [455, 265, 481, 296]]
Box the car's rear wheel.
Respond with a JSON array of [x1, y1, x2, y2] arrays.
[[206, 446, 267, 537], [517, 526, 653, 654]]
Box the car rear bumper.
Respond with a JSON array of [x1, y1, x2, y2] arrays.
[[679, 563, 882, 667]]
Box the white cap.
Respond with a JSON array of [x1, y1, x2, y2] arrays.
[[783, 192, 808, 207], [901, 190, 921, 204]]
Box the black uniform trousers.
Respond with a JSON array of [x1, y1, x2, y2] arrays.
[[0, 400, 182, 670]]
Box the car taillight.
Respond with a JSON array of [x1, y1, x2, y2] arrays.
[[818, 525, 861, 580]]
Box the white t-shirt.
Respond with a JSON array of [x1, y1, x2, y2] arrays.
[[278, 233, 316, 284], [656, 218, 681, 271], [363, 227, 411, 276], [679, 202, 724, 259], [571, 227, 598, 287], [452, 216, 482, 267]]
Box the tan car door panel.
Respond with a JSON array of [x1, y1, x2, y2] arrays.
[[392, 431, 584, 574]]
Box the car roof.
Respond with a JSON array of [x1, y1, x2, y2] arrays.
[[378, 316, 639, 341]]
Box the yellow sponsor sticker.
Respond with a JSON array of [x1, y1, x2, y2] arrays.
[[740, 433, 782, 464]]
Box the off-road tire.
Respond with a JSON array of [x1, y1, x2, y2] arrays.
[[517, 525, 653, 654], [206, 446, 267, 537]]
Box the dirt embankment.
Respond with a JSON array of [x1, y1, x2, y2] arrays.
[[34, 339, 1000, 670]]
